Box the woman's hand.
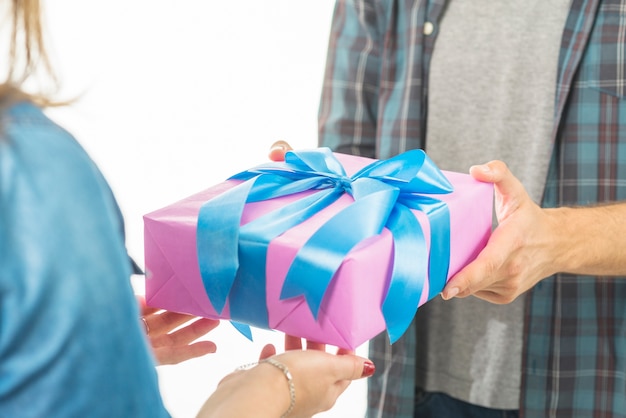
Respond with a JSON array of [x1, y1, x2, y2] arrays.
[[197, 349, 374, 418], [138, 296, 220, 365], [259, 334, 353, 362]]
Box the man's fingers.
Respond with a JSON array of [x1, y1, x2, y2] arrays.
[[470, 160, 529, 221], [470, 160, 528, 200], [441, 261, 482, 300], [469, 160, 513, 185], [442, 254, 524, 303], [472, 289, 515, 304], [441, 251, 495, 300], [268, 140, 293, 162]]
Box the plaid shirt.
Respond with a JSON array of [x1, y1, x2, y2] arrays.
[[318, 1, 626, 417]]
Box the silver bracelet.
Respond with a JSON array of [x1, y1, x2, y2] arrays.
[[260, 358, 296, 418]]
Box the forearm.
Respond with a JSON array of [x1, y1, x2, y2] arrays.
[[547, 201, 626, 276], [196, 364, 289, 418]]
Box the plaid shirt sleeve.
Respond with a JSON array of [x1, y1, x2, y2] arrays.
[[318, 0, 385, 159], [318, 0, 444, 160], [523, 1, 626, 417]]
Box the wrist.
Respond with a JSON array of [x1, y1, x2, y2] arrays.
[[545, 207, 577, 275], [257, 359, 295, 418], [198, 366, 287, 418], [546, 204, 626, 276]]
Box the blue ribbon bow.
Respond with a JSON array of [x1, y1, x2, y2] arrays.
[[196, 148, 453, 343]]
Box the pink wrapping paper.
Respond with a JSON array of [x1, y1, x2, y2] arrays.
[[144, 153, 493, 349]]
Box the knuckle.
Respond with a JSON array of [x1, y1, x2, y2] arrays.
[[497, 293, 517, 304], [490, 160, 509, 176]]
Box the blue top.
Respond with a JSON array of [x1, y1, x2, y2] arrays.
[[0, 101, 170, 417]]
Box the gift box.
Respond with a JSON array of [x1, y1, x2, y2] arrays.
[[144, 148, 493, 349]]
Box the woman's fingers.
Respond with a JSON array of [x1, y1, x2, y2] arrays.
[[143, 310, 202, 337], [306, 340, 326, 351], [154, 341, 218, 366], [258, 344, 277, 361], [136, 294, 161, 317], [284, 334, 303, 350], [150, 318, 220, 348], [149, 318, 220, 365]]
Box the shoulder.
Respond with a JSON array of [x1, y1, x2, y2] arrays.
[[0, 99, 127, 283], [0, 101, 122, 233], [0, 100, 128, 281], [1, 101, 104, 187]]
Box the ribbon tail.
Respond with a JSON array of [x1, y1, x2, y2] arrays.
[[228, 189, 341, 330], [382, 205, 427, 343], [229, 321, 253, 341], [228, 240, 271, 330], [281, 186, 398, 318], [424, 202, 451, 299], [197, 178, 258, 314], [399, 196, 451, 301]]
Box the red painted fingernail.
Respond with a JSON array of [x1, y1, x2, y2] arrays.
[[362, 361, 376, 377]]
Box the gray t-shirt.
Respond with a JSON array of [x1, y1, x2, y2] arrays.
[[418, 0, 570, 409]]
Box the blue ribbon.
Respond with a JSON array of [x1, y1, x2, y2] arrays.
[[196, 148, 453, 343]]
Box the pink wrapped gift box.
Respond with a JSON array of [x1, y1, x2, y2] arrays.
[[144, 151, 493, 349]]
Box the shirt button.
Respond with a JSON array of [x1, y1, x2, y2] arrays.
[[423, 21, 435, 35]]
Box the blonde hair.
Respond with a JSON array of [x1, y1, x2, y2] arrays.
[[1, 0, 60, 107]]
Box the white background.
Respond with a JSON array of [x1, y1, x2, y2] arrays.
[[41, 1, 368, 417]]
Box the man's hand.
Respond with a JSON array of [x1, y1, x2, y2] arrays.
[[441, 160, 558, 304], [268, 140, 292, 161]]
